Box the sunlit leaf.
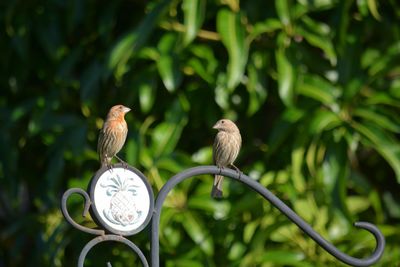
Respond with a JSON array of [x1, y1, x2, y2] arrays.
[[157, 54, 182, 92], [246, 51, 268, 115], [156, 34, 183, 92], [322, 141, 352, 220], [368, 41, 400, 77], [217, 8, 248, 89], [367, 0, 381, 20], [182, 0, 205, 46], [249, 18, 282, 42], [353, 107, 400, 133], [151, 100, 188, 157], [297, 16, 336, 65], [297, 74, 340, 107], [292, 139, 306, 193], [352, 122, 400, 182], [228, 242, 246, 260], [275, 0, 291, 26], [138, 77, 157, 113], [181, 211, 214, 256], [309, 109, 341, 134], [276, 42, 295, 106], [108, 0, 172, 79]]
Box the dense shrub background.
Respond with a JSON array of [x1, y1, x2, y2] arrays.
[[1, 0, 400, 266]]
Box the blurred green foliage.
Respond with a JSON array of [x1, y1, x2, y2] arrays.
[[1, 0, 400, 266]]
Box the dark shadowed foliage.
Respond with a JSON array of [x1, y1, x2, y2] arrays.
[[1, 0, 400, 266]]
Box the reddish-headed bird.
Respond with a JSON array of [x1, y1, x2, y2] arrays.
[[211, 119, 242, 198], [97, 105, 131, 168]]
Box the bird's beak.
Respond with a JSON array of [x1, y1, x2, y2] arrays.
[[123, 106, 131, 113], [212, 123, 219, 130]]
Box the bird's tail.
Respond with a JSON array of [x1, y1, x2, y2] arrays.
[[211, 175, 224, 198]]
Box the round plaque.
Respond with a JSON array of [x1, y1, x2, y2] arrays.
[[89, 163, 154, 236]]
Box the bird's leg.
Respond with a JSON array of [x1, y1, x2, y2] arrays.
[[104, 155, 114, 172], [115, 155, 128, 169], [217, 165, 224, 175], [230, 163, 242, 179]]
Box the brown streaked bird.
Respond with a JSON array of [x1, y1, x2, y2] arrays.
[[97, 104, 131, 168], [211, 119, 242, 198]]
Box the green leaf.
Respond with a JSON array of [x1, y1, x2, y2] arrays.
[[126, 138, 138, 167], [246, 51, 268, 115], [365, 92, 400, 108], [297, 0, 336, 10], [167, 259, 204, 267], [347, 196, 371, 214], [322, 141, 352, 220], [361, 48, 380, 69], [368, 41, 400, 77], [187, 58, 214, 83], [228, 242, 246, 260], [157, 34, 183, 92], [182, 0, 205, 46], [188, 44, 218, 83], [261, 250, 306, 265], [187, 195, 216, 213], [108, 0, 172, 79], [137, 70, 157, 113], [291, 141, 306, 193], [367, 0, 381, 20], [151, 100, 188, 157], [181, 211, 214, 256], [276, 37, 295, 106], [352, 122, 400, 182], [157, 55, 182, 92], [297, 16, 336, 65], [191, 147, 212, 164], [309, 109, 342, 134], [357, 0, 370, 17], [249, 18, 282, 42], [217, 8, 248, 89], [353, 107, 400, 133], [138, 75, 157, 114], [297, 74, 340, 107], [275, 0, 291, 26]]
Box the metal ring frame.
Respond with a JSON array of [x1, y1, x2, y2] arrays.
[[78, 235, 149, 267], [61, 165, 385, 266]]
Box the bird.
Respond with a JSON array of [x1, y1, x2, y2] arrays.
[[211, 119, 242, 198], [97, 104, 131, 168]]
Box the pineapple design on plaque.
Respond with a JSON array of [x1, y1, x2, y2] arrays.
[[101, 174, 142, 226], [89, 164, 154, 236]]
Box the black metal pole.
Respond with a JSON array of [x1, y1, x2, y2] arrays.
[[151, 165, 385, 267]]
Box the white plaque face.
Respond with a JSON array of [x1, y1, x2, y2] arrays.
[[89, 165, 153, 236]]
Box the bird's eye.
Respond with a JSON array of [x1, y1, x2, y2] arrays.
[[221, 120, 225, 124]]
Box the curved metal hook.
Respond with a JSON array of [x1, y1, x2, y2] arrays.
[[78, 234, 149, 267], [61, 188, 105, 235], [151, 166, 385, 267]]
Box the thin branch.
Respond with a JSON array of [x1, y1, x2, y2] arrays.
[[159, 21, 220, 41]]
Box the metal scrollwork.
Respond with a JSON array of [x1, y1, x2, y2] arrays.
[[61, 188, 105, 235], [78, 235, 149, 267], [62, 165, 385, 266], [61, 164, 153, 266], [151, 166, 385, 267]]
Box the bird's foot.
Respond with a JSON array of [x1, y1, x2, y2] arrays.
[[106, 164, 114, 173], [115, 155, 128, 169], [230, 163, 242, 179]]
